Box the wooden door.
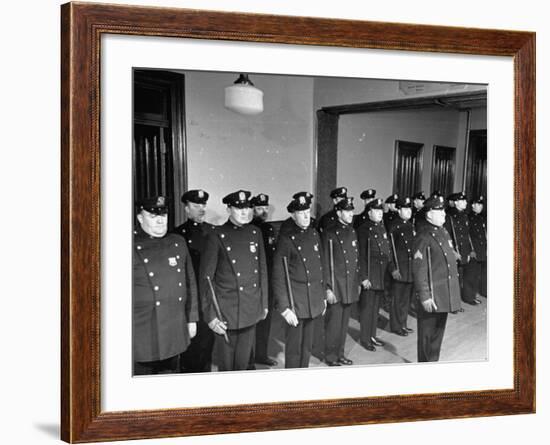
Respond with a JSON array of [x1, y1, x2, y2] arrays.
[[431, 145, 456, 197], [465, 129, 487, 200], [393, 140, 423, 198]]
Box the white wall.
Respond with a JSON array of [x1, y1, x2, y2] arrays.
[[3, 1, 546, 445]]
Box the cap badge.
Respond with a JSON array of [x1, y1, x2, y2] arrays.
[[260, 194, 265, 200], [168, 257, 177, 267], [342, 188, 347, 194], [198, 190, 204, 198], [299, 196, 305, 204], [239, 191, 245, 201], [156, 196, 165, 206]]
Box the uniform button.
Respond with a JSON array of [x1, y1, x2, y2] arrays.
[[254, 269, 258, 273], [448, 275, 451, 279], [175, 243, 178, 247], [253, 283, 257, 287], [226, 246, 231, 251], [143, 258, 149, 263], [291, 236, 295, 240], [178, 282, 182, 287], [306, 270, 310, 274], [253, 230, 257, 234], [346, 271, 349, 274], [156, 301, 160, 306], [188, 240, 193, 243], [154, 285, 159, 291], [177, 268, 181, 272], [307, 283, 311, 286], [340, 241, 344, 244], [179, 297, 182, 301], [149, 272, 154, 277], [237, 272, 241, 277], [136, 245, 142, 250], [255, 256, 258, 260], [239, 286, 244, 291], [232, 259, 236, 264], [176, 255, 180, 259], [303, 258, 307, 262], [221, 234, 225, 238], [343, 250, 347, 253], [298, 246, 302, 250]]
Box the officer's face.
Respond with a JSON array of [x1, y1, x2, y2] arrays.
[[253, 205, 269, 222], [227, 206, 250, 226], [292, 209, 311, 229], [427, 209, 446, 227], [398, 207, 412, 220], [137, 210, 168, 237], [472, 203, 483, 214], [337, 209, 354, 225], [185, 202, 206, 223], [368, 208, 383, 223], [414, 199, 424, 209], [455, 199, 467, 211]]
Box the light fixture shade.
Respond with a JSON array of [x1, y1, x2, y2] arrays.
[[224, 74, 264, 115]]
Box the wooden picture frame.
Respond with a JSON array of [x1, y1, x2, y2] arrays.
[[61, 2, 535, 442]]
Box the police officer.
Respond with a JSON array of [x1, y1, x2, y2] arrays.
[[356, 198, 397, 351], [321, 197, 360, 366], [412, 191, 426, 227], [463, 195, 487, 300], [388, 197, 416, 336], [279, 192, 315, 237], [383, 193, 399, 231], [273, 194, 328, 368], [416, 191, 440, 232], [445, 192, 479, 305], [249, 193, 278, 367], [317, 187, 348, 232], [199, 190, 269, 371], [353, 189, 376, 229], [173, 189, 216, 373], [133, 196, 198, 375], [412, 195, 462, 362]]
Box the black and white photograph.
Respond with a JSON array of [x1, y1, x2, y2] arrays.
[[132, 69, 487, 375]]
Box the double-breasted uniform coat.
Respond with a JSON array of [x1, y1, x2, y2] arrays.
[[388, 217, 416, 333], [356, 219, 396, 347], [412, 223, 462, 362], [173, 219, 216, 372], [199, 220, 268, 371], [273, 222, 328, 368], [133, 229, 199, 374], [321, 221, 360, 363]]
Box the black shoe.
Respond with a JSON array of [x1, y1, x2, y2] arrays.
[[338, 357, 354, 365], [393, 329, 408, 337], [474, 298, 482, 304], [403, 327, 414, 333], [256, 357, 278, 366], [326, 360, 342, 366], [371, 337, 385, 347], [363, 344, 376, 352], [464, 300, 479, 306]]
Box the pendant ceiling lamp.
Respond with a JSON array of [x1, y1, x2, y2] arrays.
[[224, 74, 264, 115]]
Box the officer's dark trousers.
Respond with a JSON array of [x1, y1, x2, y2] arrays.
[[463, 259, 486, 300], [416, 306, 448, 362], [215, 325, 255, 371], [324, 302, 352, 362], [180, 319, 215, 373], [285, 317, 316, 368], [311, 314, 326, 359], [253, 308, 273, 361], [390, 281, 413, 332], [134, 354, 179, 375], [359, 289, 383, 346]]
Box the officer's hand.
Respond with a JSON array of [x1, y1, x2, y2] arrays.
[[362, 279, 372, 290], [326, 289, 337, 305], [421, 298, 438, 313], [208, 318, 228, 335], [470, 251, 477, 259], [391, 269, 402, 280], [322, 299, 327, 316], [281, 308, 299, 327], [454, 251, 462, 261], [187, 322, 197, 339], [262, 308, 268, 320]]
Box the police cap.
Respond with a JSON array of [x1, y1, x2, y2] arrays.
[[251, 193, 269, 207], [287, 195, 311, 213], [360, 189, 376, 200], [222, 190, 252, 208], [330, 187, 348, 199], [335, 197, 355, 211], [138, 196, 168, 215], [181, 189, 209, 204], [424, 195, 446, 211], [366, 198, 384, 211]]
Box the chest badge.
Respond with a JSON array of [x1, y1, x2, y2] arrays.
[[168, 257, 178, 267], [383, 233, 387, 239], [268, 236, 275, 245], [314, 243, 319, 252], [250, 242, 257, 253], [352, 240, 357, 247], [414, 250, 423, 260]]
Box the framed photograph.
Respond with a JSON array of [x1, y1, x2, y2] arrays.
[[61, 2, 535, 442]]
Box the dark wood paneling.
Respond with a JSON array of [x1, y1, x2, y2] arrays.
[[316, 110, 339, 216], [393, 140, 423, 197], [432, 145, 456, 196], [61, 2, 535, 442]]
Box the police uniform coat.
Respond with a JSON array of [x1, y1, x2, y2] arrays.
[[469, 212, 487, 262], [317, 209, 338, 232], [199, 220, 268, 330], [388, 218, 416, 283], [321, 221, 360, 304], [273, 222, 328, 319], [356, 220, 395, 290], [445, 208, 472, 265], [174, 220, 216, 276], [412, 224, 462, 313], [251, 218, 277, 271], [383, 210, 398, 231], [353, 209, 369, 229], [133, 229, 199, 362]]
